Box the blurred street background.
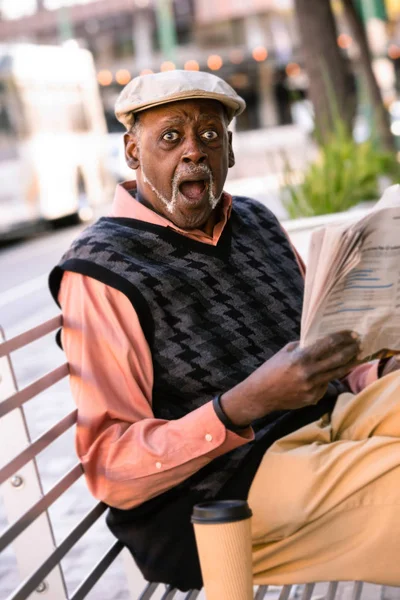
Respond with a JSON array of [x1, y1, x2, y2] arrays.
[[1, 0, 400, 598]]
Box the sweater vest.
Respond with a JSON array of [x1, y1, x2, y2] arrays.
[[49, 196, 342, 590]]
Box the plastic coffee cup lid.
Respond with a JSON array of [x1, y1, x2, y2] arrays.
[[191, 500, 252, 524]]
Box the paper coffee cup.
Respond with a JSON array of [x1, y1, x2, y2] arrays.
[[191, 500, 253, 600]]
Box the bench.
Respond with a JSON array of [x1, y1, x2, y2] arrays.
[[0, 314, 398, 600]]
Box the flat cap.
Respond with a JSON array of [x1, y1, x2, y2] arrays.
[[115, 69, 246, 130]]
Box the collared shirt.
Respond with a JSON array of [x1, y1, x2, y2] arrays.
[[59, 182, 379, 510]]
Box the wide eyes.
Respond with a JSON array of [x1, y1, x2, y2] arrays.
[[162, 131, 180, 142], [201, 131, 218, 141], [161, 130, 219, 142]]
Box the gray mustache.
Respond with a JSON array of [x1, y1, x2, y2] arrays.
[[174, 164, 212, 185]]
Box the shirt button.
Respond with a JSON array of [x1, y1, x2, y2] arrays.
[[155, 461, 162, 469], [205, 433, 213, 442]]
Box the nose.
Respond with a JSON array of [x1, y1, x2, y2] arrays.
[[181, 135, 207, 164]]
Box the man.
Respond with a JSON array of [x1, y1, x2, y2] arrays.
[[49, 70, 400, 591]]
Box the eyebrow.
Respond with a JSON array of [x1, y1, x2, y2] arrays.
[[158, 114, 223, 127]]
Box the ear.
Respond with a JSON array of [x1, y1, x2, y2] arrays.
[[228, 131, 235, 168], [124, 132, 140, 170]]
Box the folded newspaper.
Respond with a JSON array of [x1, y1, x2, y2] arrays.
[[300, 184, 400, 362]]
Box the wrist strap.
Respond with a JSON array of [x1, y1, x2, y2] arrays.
[[212, 393, 250, 434]]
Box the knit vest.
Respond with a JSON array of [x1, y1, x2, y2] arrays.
[[49, 196, 342, 590]]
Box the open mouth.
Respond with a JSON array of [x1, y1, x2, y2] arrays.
[[178, 177, 209, 203]]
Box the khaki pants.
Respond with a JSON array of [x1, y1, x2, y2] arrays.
[[249, 371, 400, 586]]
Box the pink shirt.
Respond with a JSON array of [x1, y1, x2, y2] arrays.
[[59, 182, 379, 510]]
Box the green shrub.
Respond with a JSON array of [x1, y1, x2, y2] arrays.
[[282, 118, 399, 218]]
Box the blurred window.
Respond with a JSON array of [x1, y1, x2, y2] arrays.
[[0, 79, 19, 160], [196, 21, 241, 48], [235, 89, 260, 131], [0, 0, 36, 20], [114, 34, 134, 59], [176, 22, 193, 45], [174, 0, 194, 46], [69, 94, 91, 132], [44, 0, 98, 9], [22, 82, 90, 134], [231, 19, 246, 46], [104, 109, 125, 134], [0, 82, 13, 135]]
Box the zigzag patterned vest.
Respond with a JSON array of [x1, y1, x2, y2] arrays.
[[49, 196, 340, 589]]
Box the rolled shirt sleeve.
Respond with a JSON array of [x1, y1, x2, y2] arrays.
[[344, 361, 380, 394], [59, 272, 253, 510]]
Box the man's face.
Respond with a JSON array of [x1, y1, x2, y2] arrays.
[[124, 99, 235, 231]]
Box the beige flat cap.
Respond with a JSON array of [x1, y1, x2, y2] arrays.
[[115, 69, 246, 130]]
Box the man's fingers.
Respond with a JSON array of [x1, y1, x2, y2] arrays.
[[308, 341, 360, 377], [304, 330, 360, 362], [312, 356, 360, 386]]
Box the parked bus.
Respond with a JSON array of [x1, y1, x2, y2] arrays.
[[0, 43, 114, 239]]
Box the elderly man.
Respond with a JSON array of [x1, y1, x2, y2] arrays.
[[49, 70, 400, 592]]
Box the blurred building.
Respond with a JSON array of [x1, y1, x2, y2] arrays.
[[0, 0, 304, 132], [2, 0, 400, 137]]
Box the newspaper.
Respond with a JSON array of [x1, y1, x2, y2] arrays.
[[300, 184, 400, 362]]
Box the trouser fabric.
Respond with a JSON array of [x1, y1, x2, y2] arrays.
[[249, 372, 400, 586]]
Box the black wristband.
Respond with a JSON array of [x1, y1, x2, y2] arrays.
[[212, 393, 250, 434]]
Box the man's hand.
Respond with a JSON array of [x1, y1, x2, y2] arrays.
[[220, 331, 361, 428]]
